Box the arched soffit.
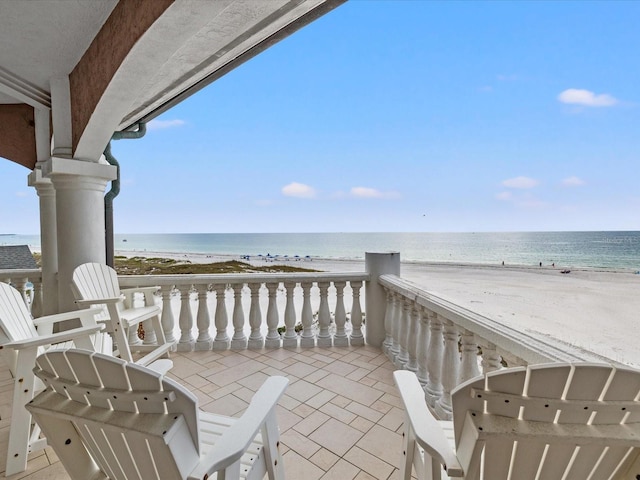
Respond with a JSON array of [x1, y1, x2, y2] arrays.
[[70, 0, 173, 161], [0, 104, 36, 169]]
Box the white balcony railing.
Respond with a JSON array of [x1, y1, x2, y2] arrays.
[[378, 273, 610, 419], [3, 252, 616, 422], [0, 268, 43, 318], [119, 272, 368, 351]]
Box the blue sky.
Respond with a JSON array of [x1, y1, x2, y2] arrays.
[[2, 0, 640, 234]]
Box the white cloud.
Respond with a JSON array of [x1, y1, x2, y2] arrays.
[[495, 191, 512, 201], [147, 119, 186, 130], [502, 176, 538, 189], [561, 176, 586, 187], [15, 191, 29, 197], [557, 89, 618, 107], [281, 182, 316, 198], [350, 187, 400, 199]]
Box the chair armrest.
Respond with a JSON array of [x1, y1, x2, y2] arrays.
[[120, 286, 159, 295], [0, 324, 105, 350], [189, 376, 289, 479], [75, 297, 122, 308], [393, 370, 463, 476], [32, 307, 105, 327]]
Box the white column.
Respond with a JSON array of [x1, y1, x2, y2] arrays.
[[43, 157, 116, 312], [365, 252, 400, 346], [27, 169, 58, 315], [213, 285, 230, 351]]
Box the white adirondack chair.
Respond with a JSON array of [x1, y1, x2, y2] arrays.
[[0, 281, 110, 476], [394, 363, 640, 480], [72, 262, 173, 367], [27, 349, 289, 480]]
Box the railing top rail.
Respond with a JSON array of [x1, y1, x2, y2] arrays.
[[118, 271, 370, 288], [379, 274, 605, 365], [0, 268, 41, 279]]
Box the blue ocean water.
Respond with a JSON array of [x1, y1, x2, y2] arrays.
[[3, 231, 639, 271]]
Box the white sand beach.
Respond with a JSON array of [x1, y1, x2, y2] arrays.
[[117, 250, 640, 368]]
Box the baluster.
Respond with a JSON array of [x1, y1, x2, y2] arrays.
[[395, 298, 410, 368], [177, 285, 195, 351], [435, 320, 460, 420], [349, 281, 364, 346], [333, 281, 348, 347], [425, 312, 444, 408], [405, 304, 419, 372], [122, 290, 143, 346], [389, 292, 402, 362], [481, 342, 503, 373], [160, 285, 176, 345], [317, 282, 332, 347], [283, 281, 298, 348], [300, 281, 315, 347], [459, 329, 480, 382], [195, 284, 212, 350], [230, 284, 247, 350], [141, 289, 158, 346], [212, 284, 230, 350], [15, 278, 29, 308], [416, 306, 431, 387], [382, 287, 394, 354], [248, 283, 264, 349], [265, 282, 281, 348], [30, 279, 43, 318]]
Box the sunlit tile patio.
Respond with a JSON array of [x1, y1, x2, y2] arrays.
[[0, 345, 406, 480]]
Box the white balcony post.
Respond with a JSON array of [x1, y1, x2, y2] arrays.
[[30, 279, 43, 319], [481, 342, 503, 373], [265, 282, 281, 349], [395, 298, 410, 368], [317, 282, 332, 347], [382, 287, 394, 354], [435, 320, 460, 420], [231, 284, 247, 350], [349, 281, 364, 346], [425, 312, 444, 408], [141, 290, 159, 346], [405, 304, 419, 372], [283, 281, 298, 348], [333, 281, 348, 347], [248, 283, 264, 349], [195, 284, 213, 350], [365, 252, 400, 346], [159, 286, 176, 345], [213, 285, 230, 351], [300, 282, 315, 347], [389, 292, 402, 362], [460, 329, 481, 382], [177, 285, 194, 351], [416, 306, 431, 387]]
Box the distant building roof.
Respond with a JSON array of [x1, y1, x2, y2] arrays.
[[0, 245, 38, 269]]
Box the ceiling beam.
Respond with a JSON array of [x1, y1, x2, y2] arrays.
[[0, 66, 51, 110]]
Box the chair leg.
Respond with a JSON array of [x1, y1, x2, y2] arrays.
[[261, 413, 285, 480], [5, 348, 38, 476]]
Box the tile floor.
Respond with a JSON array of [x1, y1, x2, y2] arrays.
[[1, 345, 408, 479]]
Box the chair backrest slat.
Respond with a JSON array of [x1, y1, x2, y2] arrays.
[[72, 262, 121, 302], [451, 363, 640, 480], [0, 283, 40, 371], [29, 350, 199, 479]]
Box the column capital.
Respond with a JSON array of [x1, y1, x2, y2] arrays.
[[42, 157, 116, 187], [27, 167, 54, 195]]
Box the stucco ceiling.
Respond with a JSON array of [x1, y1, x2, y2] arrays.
[[0, 0, 344, 128]]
